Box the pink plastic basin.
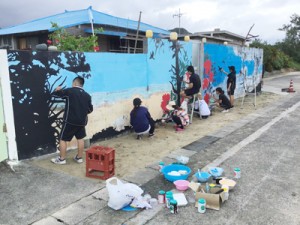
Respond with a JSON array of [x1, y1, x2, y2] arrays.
[[173, 180, 190, 191]]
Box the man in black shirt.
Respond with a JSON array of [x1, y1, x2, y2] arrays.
[[180, 66, 201, 98], [51, 76, 93, 165]]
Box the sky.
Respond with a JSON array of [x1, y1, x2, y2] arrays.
[[0, 0, 299, 44]]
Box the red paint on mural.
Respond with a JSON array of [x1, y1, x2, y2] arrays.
[[203, 59, 215, 104], [161, 93, 171, 112]]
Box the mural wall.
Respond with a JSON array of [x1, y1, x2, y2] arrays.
[[202, 43, 263, 104], [7, 39, 192, 159]]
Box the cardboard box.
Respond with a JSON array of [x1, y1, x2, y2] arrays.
[[192, 184, 226, 210]]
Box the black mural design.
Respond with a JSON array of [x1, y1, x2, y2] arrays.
[[149, 39, 191, 106], [8, 50, 91, 159]]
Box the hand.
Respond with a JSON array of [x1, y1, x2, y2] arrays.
[[55, 86, 62, 91]]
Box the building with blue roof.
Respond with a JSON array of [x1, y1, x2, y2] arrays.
[[0, 6, 170, 53]]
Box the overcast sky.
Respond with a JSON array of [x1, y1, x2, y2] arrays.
[[0, 0, 298, 43]]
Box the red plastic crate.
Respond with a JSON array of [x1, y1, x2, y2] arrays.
[[86, 146, 115, 180]]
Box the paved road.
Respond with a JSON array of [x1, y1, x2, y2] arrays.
[[1, 72, 300, 225]]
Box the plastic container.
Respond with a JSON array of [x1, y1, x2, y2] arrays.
[[194, 171, 211, 183], [173, 180, 190, 191], [234, 167, 241, 179], [161, 164, 191, 182], [198, 198, 206, 213], [166, 191, 173, 208], [222, 186, 229, 201], [158, 190, 165, 204], [170, 199, 178, 214], [159, 162, 165, 172]]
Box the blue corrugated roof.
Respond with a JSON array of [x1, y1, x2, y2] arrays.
[[0, 7, 170, 36]]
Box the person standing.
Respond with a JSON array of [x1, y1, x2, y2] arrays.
[[130, 98, 155, 139], [221, 66, 236, 107], [180, 65, 201, 97], [51, 76, 93, 165]]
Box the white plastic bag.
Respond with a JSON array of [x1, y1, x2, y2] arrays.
[[106, 177, 143, 210]]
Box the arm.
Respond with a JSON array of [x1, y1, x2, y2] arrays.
[[52, 86, 67, 98], [221, 69, 229, 75], [88, 97, 93, 114]]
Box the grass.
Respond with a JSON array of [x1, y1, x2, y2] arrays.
[[290, 61, 300, 71]]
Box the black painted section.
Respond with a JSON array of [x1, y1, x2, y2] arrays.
[[8, 50, 91, 159]]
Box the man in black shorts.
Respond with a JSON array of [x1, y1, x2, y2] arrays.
[[51, 76, 93, 165], [180, 65, 201, 98]]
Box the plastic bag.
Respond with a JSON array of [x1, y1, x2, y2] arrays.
[[106, 177, 143, 210]]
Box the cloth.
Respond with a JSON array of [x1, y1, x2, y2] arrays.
[[184, 73, 201, 96], [219, 93, 231, 109], [52, 87, 93, 126], [60, 122, 86, 141], [195, 100, 211, 116], [130, 106, 154, 133]]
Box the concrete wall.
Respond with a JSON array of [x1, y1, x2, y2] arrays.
[[2, 40, 263, 160]]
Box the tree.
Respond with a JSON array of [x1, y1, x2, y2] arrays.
[[48, 22, 103, 52], [278, 14, 300, 62]]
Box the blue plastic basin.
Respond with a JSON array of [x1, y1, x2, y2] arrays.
[[161, 164, 191, 182], [194, 171, 211, 183]]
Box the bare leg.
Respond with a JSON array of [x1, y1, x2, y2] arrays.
[[59, 140, 67, 159], [77, 139, 84, 158], [230, 95, 234, 106]]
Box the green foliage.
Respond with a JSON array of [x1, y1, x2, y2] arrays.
[[48, 22, 103, 52], [251, 39, 292, 72], [277, 14, 300, 63]]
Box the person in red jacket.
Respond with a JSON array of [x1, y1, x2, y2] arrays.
[[51, 76, 93, 165]]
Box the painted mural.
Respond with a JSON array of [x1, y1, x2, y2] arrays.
[[202, 43, 263, 104], [7, 39, 192, 159]]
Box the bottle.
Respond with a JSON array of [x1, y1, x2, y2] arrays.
[[165, 191, 173, 208], [198, 198, 206, 213], [170, 199, 178, 214], [158, 190, 165, 204], [159, 162, 165, 172], [205, 182, 210, 193], [222, 186, 229, 201], [234, 168, 241, 179]]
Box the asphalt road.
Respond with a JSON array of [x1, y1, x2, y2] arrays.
[[143, 73, 300, 225]]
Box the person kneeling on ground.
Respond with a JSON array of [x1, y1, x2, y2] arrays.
[[130, 98, 155, 139], [212, 87, 232, 113], [172, 105, 190, 131], [194, 93, 211, 119]]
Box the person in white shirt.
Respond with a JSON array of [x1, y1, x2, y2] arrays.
[[194, 93, 211, 119]]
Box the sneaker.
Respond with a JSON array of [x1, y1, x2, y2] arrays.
[[149, 133, 155, 138], [137, 135, 142, 140], [176, 127, 184, 132], [51, 157, 66, 165], [221, 109, 229, 113], [73, 155, 83, 164]]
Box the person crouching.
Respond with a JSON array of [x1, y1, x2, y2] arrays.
[[130, 98, 155, 139]]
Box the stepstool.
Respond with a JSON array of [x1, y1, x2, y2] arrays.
[[187, 94, 201, 123], [86, 146, 115, 180]]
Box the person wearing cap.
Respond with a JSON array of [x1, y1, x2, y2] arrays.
[[180, 65, 201, 98], [130, 98, 155, 139], [221, 66, 236, 107]]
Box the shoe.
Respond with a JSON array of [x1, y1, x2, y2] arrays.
[[51, 157, 66, 165], [176, 127, 184, 132], [73, 155, 83, 164], [149, 133, 155, 138], [230, 105, 234, 108], [137, 135, 142, 140], [221, 109, 229, 113]]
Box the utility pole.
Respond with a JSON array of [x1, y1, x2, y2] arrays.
[[134, 11, 142, 54], [173, 8, 183, 36]]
